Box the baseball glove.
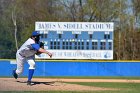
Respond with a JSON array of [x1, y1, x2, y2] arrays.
[[36, 42, 45, 55]]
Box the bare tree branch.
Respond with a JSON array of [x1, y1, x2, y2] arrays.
[[12, 0, 18, 51]]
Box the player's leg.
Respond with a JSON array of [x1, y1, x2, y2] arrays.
[[27, 58, 35, 85], [13, 52, 25, 79]]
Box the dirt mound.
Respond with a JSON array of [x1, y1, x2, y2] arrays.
[[0, 78, 121, 91]]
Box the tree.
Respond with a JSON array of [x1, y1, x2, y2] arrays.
[[11, 0, 18, 51], [0, 0, 139, 59]]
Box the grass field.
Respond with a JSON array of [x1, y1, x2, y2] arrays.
[[64, 82, 140, 93]]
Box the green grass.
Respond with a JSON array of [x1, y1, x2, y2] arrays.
[[64, 82, 140, 93]]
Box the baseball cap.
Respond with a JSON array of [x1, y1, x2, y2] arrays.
[[32, 31, 40, 36]]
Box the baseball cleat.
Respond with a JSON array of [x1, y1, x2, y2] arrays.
[[27, 81, 34, 86], [12, 69, 18, 79]]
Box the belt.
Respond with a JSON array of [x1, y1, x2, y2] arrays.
[[19, 53, 26, 57]]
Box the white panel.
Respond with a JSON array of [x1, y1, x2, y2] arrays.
[[36, 50, 113, 60], [100, 40, 106, 42], [88, 31, 93, 34], [108, 40, 113, 42], [72, 31, 81, 34], [105, 31, 109, 34], [92, 40, 98, 42], [35, 22, 114, 32], [57, 31, 63, 34]]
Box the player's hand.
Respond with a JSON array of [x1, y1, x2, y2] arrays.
[[48, 52, 52, 58]]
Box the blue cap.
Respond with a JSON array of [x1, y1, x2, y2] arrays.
[[32, 31, 40, 36]]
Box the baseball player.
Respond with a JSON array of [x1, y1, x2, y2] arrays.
[[12, 31, 52, 85]]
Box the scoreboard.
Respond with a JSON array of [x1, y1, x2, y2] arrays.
[[35, 22, 114, 59]]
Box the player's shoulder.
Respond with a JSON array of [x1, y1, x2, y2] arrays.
[[26, 38, 35, 44]]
